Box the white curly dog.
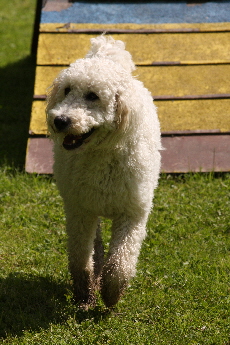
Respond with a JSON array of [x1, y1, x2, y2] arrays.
[[46, 36, 161, 308]]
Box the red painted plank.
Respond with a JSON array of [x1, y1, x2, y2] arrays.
[[161, 135, 230, 173], [25, 138, 53, 174], [25, 135, 230, 174]]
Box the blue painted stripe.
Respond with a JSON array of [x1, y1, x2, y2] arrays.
[[41, 1, 230, 24]]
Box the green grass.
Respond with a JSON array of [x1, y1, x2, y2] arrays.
[[1, 1, 230, 344], [1, 170, 230, 344]]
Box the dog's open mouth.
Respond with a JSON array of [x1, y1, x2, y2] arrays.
[[63, 128, 95, 150]]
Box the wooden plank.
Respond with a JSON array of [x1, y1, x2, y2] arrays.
[[34, 65, 230, 99], [30, 99, 230, 135], [137, 65, 230, 99], [158, 99, 230, 133], [43, 0, 71, 12], [40, 22, 230, 33], [30, 101, 47, 135], [37, 32, 230, 66], [34, 66, 64, 96], [161, 135, 230, 173], [40, 1, 230, 27], [25, 135, 230, 174], [25, 138, 53, 174]]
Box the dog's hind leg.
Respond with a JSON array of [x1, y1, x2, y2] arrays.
[[66, 213, 98, 308], [101, 214, 147, 308]]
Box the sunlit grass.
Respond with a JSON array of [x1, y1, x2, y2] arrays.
[[1, 170, 230, 344]]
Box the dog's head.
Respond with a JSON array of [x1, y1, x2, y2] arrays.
[[46, 36, 135, 152]]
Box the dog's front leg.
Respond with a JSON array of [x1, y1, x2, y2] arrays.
[[66, 213, 98, 308], [101, 215, 147, 308]]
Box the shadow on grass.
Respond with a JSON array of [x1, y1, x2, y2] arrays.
[[0, 272, 67, 338], [0, 272, 110, 338], [0, 56, 36, 169]]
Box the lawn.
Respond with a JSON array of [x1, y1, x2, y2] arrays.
[[1, 171, 230, 344], [0, 1, 230, 344]]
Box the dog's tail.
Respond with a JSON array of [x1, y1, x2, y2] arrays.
[[85, 35, 136, 74]]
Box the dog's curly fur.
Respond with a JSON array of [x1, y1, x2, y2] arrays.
[[46, 36, 161, 308]]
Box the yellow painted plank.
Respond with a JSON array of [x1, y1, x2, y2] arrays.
[[37, 32, 230, 65], [30, 101, 47, 135], [34, 65, 230, 98], [159, 99, 230, 133], [137, 65, 230, 98], [40, 22, 230, 33], [30, 99, 230, 135], [34, 66, 65, 95]]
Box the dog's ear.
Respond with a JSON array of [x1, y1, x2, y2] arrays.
[[115, 94, 130, 132], [46, 81, 60, 114]]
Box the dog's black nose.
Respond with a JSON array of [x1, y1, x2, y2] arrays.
[[54, 115, 71, 131]]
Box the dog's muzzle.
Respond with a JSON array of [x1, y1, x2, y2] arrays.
[[53, 115, 95, 150]]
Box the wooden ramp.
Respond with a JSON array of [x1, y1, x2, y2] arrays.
[[26, 1, 230, 173]]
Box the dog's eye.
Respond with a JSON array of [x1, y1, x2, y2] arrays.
[[85, 92, 99, 102], [64, 87, 71, 96]]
